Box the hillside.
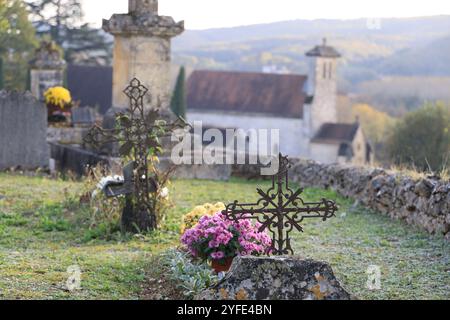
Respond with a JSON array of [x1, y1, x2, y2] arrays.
[[172, 16, 450, 115]]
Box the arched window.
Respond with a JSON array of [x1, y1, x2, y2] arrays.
[[323, 62, 327, 79], [328, 62, 333, 79]]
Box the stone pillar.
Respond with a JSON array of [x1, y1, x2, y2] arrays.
[[103, 0, 184, 111], [29, 41, 66, 101]]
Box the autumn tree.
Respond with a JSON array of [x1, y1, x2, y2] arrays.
[[386, 103, 450, 172], [351, 104, 395, 144]]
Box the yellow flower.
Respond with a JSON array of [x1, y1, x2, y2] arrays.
[[180, 202, 226, 234], [44, 87, 72, 109]]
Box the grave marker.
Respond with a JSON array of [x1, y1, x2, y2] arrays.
[[0, 91, 49, 170], [84, 78, 186, 232], [223, 153, 338, 255]]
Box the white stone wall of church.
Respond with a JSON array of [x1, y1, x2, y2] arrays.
[[351, 127, 369, 166], [186, 111, 310, 157], [310, 143, 340, 164]]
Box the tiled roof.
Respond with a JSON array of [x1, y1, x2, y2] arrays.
[[306, 39, 341, 58], [312, 123, 360, 144], [187, 70, 308, 118]]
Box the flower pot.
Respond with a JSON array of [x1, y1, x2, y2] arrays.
[[211, 258, 234, 273], [47, 103, 72, 124]]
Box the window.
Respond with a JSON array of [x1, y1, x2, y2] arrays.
[[323, 63, 327, 79], [328, 62, 333, 79]]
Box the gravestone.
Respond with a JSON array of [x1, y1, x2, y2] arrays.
[[71, 107, 96, 127], [0, 91, 49, 170]]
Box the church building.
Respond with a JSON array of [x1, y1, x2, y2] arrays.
[[185, 40, 373, 165]]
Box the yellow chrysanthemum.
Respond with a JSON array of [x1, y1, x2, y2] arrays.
[[44, 86, 72, 109], [180, 202, 226, 234]]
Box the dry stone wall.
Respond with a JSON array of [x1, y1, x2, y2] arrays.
[[233, 159, 450, 239]]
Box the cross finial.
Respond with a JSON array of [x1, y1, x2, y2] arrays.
[[323, 38, 327, 46], [129, 0, 158, 15]]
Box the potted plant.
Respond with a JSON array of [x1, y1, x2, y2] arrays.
[[44, 86, 73, 124], [181, 212, 272, 273]]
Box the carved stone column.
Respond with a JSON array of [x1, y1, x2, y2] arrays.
[[103, 0, 184, 111]]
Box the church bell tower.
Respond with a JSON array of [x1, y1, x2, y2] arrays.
[[305, 39, 341, 135]]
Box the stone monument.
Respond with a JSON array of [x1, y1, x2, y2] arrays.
[[103, 0, 184, 111], [29, 41, 66, 100], [0, 91, 49, 170]]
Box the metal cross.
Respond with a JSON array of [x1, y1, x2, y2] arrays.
[[223, 154, 338, 255], [84, 78, 186, 231]]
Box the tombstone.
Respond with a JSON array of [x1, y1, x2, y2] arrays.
[[71, 107, 96, 127], [29, 41, 66, 101], [0, 91, 49, 170]]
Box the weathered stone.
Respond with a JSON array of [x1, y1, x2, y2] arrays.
[[29, 41, 66, 100], [0, 91, 49, 170], [103, 0, 184, 111], [198, 256, 351, 300], [47, 127, 90, 145], [415, 179, 436, 198]]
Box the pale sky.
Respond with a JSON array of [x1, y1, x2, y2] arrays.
[[83, 0, 450, 30]]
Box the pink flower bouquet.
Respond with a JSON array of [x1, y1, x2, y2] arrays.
[[181, 212, 272, 266]]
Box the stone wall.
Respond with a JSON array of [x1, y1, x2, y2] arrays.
[[233, 159, 450, 239], [0, 91, 49, 170]]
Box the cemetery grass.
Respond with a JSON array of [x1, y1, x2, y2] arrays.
[[0, 174, 448, 300]]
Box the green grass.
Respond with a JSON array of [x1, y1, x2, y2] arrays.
[[0, 173, 448, 300]]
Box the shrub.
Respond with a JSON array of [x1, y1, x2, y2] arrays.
[[180, 202, 225, 234], [386, 103, 450, 172], [161, 249, 218, 299]]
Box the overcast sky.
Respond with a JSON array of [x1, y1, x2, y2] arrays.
[[83, 0, 450, 30]]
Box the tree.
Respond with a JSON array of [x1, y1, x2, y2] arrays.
[[170, 66, 187, 118], [386, 103, 450, 172], [63, 24, 112, 66], [26, 0, 83, 46], [0, 0, 37, 90], [25, 0, 112, 65], [351, 104, 396, 164]]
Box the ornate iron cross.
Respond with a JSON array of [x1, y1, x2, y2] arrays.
[[223, 154, 338, 255], [84, 78, 186, 231]]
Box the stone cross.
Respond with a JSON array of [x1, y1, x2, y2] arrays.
[[223, 154, 338, 255]]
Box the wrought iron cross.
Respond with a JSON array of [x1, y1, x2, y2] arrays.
[[84, 78, 186, 231], [223, 154, 338, 255]]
